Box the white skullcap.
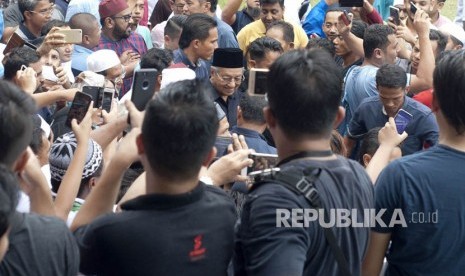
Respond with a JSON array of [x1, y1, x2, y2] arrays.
[[440, 23, 465, 46], [87, 49, 121, 73], [160, 67, 196, 89]]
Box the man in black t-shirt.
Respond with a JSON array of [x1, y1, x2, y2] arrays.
[[235, 49, 374, 275]]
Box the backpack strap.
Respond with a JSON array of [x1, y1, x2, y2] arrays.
[[251, 167, 352, 276]]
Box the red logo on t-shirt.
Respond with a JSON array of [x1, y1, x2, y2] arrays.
[[189, 234, 206, 261]]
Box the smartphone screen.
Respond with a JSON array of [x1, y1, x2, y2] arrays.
[[66, 92, 92, 128], [101, 90, 114, 113], [82, 86, 101, 108], [131, 69, 158, 111], [390, 6, 400, 25], [248, 153, 279, 173], [248, 68, 269, 95], [410, 1, 417, 15], [394, 109, 413, 134]]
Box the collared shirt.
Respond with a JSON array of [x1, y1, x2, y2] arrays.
[[71, 44, 93, 75], [237, 19, 308, 53], [173, 49, 210, 81], [347, 96, 439, 156], [94, 32, 148, 96], [208, 82, 244, 128], [214, 16, 239, 48], [232, 8, 255, 34], [230, 126, 276, 154], [15, 22, 37, 42]]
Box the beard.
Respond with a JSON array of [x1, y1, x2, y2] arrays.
[[248, 7, 261, 18], [113, 24, 131, 39]]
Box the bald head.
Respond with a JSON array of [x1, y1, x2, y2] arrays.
[[69, 13, 101, 49]]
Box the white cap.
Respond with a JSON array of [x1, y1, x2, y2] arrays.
[[160, 67, 196, 89], [87, 49, 121, 73], [440, 23, 465, 46]]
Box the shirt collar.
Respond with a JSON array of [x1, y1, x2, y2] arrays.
[[19, 23, 37, 40], [231, 126, 262, 139], [121, 182, 206, 210], [177, 49, 201, 70]]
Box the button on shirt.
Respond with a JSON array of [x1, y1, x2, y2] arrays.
[[347, 96, 439, 156], [173, 49, 210, 81]]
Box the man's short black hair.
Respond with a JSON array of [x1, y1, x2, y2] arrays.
[[69, 13, 98, 37], [164, 15, 187, 39], [0, 81, 37, 166], [376, 64, 407, 89], [351, 20, 368, 39], [429, 29, 447, 57], [267, 21, 294, 43], [205, 0, 218, 12], [142, 79, 218, 179], [0, 165, 20, 239], [18, 0, 51, 17], [358, 127, 382, 165], [3, 46, 41, 80], [434, 50, 465, 134], [363, 24, 395, 59], [247, 36, 283, 63], [306, 37, 336, 57], [259, 0, 284, 8], [240, 94, 268, 125], [178, 14, 217, 50], [267, 49, 342, 137], [324, 7, 344, 21], [41, 20, 69, 37], [140, 48, 173, 73]]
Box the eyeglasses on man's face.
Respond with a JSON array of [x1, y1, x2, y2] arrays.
[[29, 4, 55, 16], [112, 14, 132, 22], [215, 71, 245, 84]]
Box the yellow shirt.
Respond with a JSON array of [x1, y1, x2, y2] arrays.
[[237, 19, 309, 54]]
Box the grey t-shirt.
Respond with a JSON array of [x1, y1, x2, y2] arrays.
[[0, 212, 79, 276]]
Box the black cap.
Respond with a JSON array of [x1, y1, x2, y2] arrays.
[[212, 48, 244, 68]]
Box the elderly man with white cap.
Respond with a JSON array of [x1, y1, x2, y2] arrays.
[[87, 49, 125, 96]]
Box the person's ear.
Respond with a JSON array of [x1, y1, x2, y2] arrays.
[[333, 106, 345, 129], [164, 34, 171, 45], [24, 11, 33, 21], [202, 147, 217, 167], [88, 177, 97, 189], [237, 106, 243, 120], [105, 17, 114, 28], [363, 153, 372, 167], [204, 1, 211, 13], [263, 106, 276, 128], [192, 39, 200, 49], [83, 34, 90, 45], [136, 133, 145, 155], [12, 149, 30, 174], [374, 48, 383, 59], [289, 42, 295, 50], [248, 59, 256, 69], [157, 74, 162, 87]]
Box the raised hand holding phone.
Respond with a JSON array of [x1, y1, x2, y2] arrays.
[[66, 92, 93, 128]]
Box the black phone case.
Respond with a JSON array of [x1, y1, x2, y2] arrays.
[[131, 69, 158, 111], [66, 92, 92, 128]]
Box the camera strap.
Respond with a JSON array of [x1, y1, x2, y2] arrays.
[[250, 162, 352, 276]]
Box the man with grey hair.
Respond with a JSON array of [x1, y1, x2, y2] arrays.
[[15, 0, 55, 41], [209, 47, 245, 128]]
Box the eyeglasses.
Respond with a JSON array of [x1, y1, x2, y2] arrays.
[[29, 4, 55, 16], [215, 71, 244, 84], [112, 14, 132, 22]]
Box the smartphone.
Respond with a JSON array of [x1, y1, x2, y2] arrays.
[[339, 0, 363, 7], [248, 68, 269, 95], [390, 6, 401, 25], [340, 10, 351, 26], [247, 153, 279, 174], [131, 69, 158, 111], [394, 109, 413, 134], [410, 1, 418, 15], [66, 92, 92, 128], [101, 88, 114, 113], [56, 29, 83, 44], [82, 86, 101, 108]]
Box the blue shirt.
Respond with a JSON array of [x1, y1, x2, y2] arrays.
[[347, 96, 439, 156], [65, 0, 101, 25], [173, 49, 210, 82], [71, 45, 93, 74], [302, 0, 328, 37], [214, 16, 240, 48], [374, 145, 465, 275], [208, 83, 244, 128], [373, 0, 393, 21], [230, 126, 276, 154]]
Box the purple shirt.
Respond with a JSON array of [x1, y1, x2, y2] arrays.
[[94, 32, 148, 96]]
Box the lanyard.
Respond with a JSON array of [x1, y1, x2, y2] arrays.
[[277, 150, 333, 167]]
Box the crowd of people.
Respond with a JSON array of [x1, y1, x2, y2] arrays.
[[0, 0, 464, 275]]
